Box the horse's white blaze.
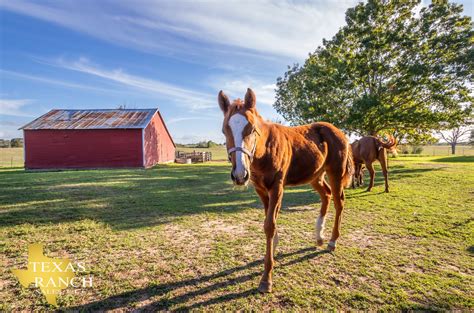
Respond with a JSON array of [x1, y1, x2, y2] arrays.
[[315, 215, 325, 241], [229, 114, 249, 180]]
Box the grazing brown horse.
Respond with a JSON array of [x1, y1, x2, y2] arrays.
[[218, 88, 353, 293], [351, 136, 397, 192]]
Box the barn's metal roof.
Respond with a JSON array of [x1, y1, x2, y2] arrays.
[[20, 109, 159, 130]]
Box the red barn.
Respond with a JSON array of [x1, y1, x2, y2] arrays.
[[20, 109, 175, 170]]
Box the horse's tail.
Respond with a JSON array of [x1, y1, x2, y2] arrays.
[[342, 144, 354, 188], [376, 135, 397, 150]]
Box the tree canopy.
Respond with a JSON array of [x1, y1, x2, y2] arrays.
[[274, 0, 473, 143]]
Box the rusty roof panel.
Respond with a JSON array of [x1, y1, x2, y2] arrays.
[[20, 109, 158, 130]]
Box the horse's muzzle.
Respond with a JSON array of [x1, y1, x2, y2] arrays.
[[231, 169, 249, 185]]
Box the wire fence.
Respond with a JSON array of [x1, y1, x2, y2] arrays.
[[412, 145, 474, 156]]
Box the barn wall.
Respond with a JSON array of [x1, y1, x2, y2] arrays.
[[144, 113, 175, 167], [24, 129, 143, 169]]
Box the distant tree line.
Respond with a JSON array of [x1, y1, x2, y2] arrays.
[[0, 138, 23, 148], [176, 140, 222, 148]]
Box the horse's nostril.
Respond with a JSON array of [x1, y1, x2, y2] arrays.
[[230, 172, 236, 181], [244, 170, 249, 180]]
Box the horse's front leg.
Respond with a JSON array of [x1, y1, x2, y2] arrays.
[[255, 186, 279, 250], [258, 182, 283, 293]]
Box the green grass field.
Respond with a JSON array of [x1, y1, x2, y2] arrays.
[[1, 155, 473, 310]]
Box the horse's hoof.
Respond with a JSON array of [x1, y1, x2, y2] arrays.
[[366, 188, 372, 192], [327, 241, 336, 251], [317, 239, 324, 246], [258, 280, 273, 293], [385, 189, 389, 193]]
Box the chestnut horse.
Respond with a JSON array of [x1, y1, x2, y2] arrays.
[[351, 136, 397, 192], [218, 88, 353, 293]]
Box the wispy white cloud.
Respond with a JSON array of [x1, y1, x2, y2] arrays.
[[167, 116, 216, 125], [146, 1, 357, 59], [0, 69, 120, 93], [0, 98, 34, 117], [208, 76, 276, 106], [46, 57, 215, 109], [0, 0, 357, 61]]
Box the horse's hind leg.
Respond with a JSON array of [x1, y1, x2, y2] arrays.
[[358, 165, 365, 186], [327, 175, 345, 251], [352, 164, 358, 188], [311, 177, 332, 246], [378, 151, 389, 193], [357, 163, 364, 187], [366, 162, 375, 192]]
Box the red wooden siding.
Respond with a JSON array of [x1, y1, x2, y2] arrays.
[[24, 129, 143, 169], [143, 113, 175, 167]]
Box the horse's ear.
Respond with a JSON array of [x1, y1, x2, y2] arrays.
[[244, 88, 256, 110], [218, 90, 230, 114]]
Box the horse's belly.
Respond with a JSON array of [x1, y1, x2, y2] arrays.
[[284, 144, 325, 185], [285, 161, 319, 185]]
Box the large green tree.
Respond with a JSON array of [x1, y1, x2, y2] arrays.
[[275, 0, 473, 142]]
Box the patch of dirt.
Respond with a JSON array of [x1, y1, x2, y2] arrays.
[[347, 230, 375, 248], [162, 219, 250, 257], [346, 229, 421, 250], [202, 220, 247, 237], [283, 205, 314, 212]]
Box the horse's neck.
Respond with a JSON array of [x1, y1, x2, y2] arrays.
[[252, 122, 284, 163]]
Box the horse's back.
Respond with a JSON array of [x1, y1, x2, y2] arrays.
[[282, 122, 350, 185], [356, 136, 378, 163], [277, 124, 324, 185]]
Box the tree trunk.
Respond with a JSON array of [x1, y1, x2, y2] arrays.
[[451, 143, 456, 155]]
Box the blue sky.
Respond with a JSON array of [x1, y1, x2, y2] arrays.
[[1, 0, 472, 143]]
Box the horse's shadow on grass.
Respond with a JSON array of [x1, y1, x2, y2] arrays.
[[69, 247, 328, 311]]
